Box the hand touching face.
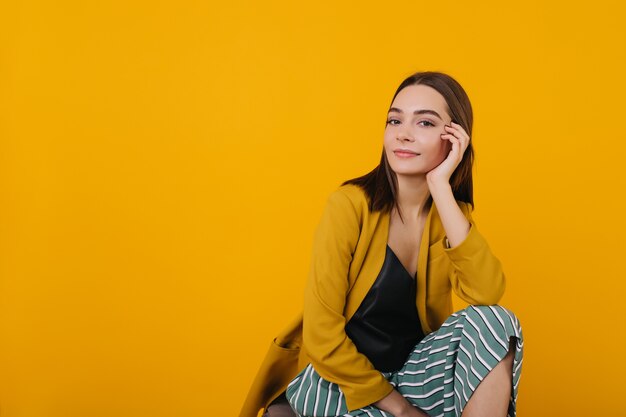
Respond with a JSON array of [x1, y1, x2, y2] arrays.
[[425, 120, 471, 185]]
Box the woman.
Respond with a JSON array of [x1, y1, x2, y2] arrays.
[[239, 71, 524, 417]]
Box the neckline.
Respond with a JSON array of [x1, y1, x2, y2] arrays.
[[384, 199, 434, 281], [386, 243, 417, 280]]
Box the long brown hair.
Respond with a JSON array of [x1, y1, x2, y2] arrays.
[[341, 71, 475, 220]]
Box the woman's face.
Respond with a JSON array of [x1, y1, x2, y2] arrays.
[[384, 84, 454, 176]]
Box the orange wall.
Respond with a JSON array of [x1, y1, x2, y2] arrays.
[[1, 1, 625, 416]]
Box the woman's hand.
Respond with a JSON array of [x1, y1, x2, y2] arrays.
[[398, 405, 430, 417], [373, 388, 430, 417], [425, 121, 470, 186]]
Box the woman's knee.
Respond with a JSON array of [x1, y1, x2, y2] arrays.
[[463, 304, 523, 339], [465, 304, 517, 320]]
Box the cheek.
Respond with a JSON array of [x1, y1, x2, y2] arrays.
[[383, 134, 395, 151], [426, 135, 448, 154], [423, 139, 450, 166]]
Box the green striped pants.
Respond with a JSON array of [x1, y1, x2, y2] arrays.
[[286, 304, 523, 417]]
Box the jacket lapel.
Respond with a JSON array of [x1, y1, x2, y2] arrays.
[[417, 201, 438, 333]]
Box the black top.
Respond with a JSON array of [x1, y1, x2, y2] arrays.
[[344, 244, 425, 372]]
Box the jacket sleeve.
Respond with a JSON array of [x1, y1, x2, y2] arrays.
[[442, 201, 506, 305], [302, 188, 394, 412]]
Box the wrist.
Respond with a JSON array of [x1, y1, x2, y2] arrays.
[[395, 401, 413, 417], [428, 180, 452, 198], [427, 177, 451, 189], [373, 388, 411, 416]]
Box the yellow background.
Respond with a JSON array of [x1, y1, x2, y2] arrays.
[[1, 1, 625, 416]]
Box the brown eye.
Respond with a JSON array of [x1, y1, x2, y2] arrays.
[[418, 120, 435, 127]]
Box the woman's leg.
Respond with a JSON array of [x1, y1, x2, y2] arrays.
[[455, 305, 523, 417], [461, 337, 516, 417], [285, 363, 395, 417], [264, 391, 298, 417], [390, 304, 524, 417]]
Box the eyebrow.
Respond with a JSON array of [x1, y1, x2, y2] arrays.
[[387, 107, 443, 120]]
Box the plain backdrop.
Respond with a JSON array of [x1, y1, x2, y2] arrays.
[[1, 1, 625, 416]]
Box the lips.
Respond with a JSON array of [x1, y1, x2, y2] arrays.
[[394, 149, 420, 155]]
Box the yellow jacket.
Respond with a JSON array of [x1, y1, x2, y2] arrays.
[[239, 183, 506, 417]]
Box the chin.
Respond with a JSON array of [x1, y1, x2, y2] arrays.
[[391, 167, 428, 177]]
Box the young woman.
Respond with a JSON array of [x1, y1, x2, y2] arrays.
[[239, 71, 524, 417]]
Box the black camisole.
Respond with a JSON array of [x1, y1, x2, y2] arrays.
[[344, 244, 426, 372]]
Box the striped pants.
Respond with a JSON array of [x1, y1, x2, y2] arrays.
[[286, 305, 523, 417]]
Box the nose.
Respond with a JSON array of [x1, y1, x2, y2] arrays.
[[397, 128, 414, 142]]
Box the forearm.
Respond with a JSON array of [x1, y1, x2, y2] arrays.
[[373, 388, 428, 417], [429, 181, 507, 304], [427, 180, 470, 248]]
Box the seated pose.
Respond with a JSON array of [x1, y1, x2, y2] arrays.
[[239, 71, 524, 417]]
